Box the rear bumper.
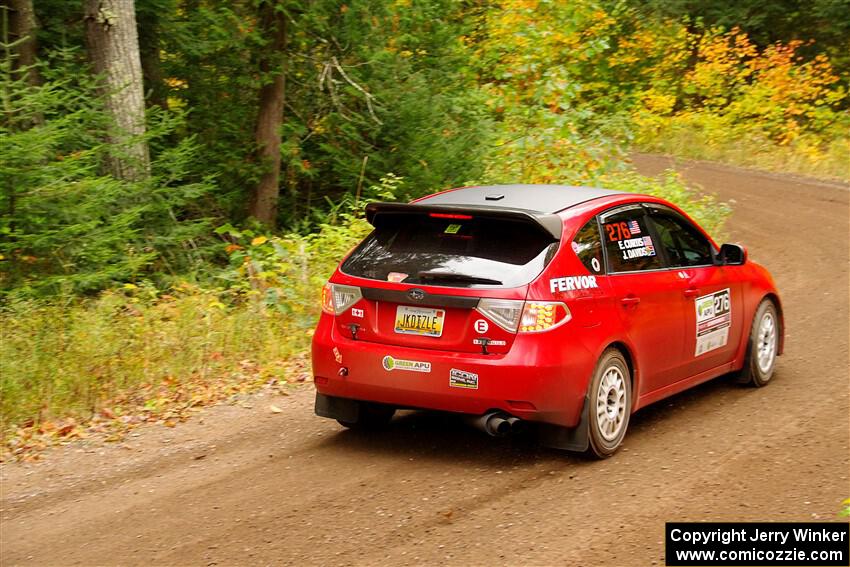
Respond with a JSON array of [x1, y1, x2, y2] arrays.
[[310, 313, 595, 427]]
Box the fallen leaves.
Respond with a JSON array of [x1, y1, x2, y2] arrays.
[[1, 354, 310, 462]]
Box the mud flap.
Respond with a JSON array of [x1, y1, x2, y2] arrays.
[[535, 396, 590, 453], [314, 393, 360, 423]]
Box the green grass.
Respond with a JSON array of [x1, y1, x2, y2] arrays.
[[0, 287, 309, 436]]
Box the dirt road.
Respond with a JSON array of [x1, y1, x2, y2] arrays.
[[2, 156, 848, 566]]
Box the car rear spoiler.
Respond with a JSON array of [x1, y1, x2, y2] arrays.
[[364, 202, 562, 240]]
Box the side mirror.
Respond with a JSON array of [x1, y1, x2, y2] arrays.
[[716, 243, 747, 266]]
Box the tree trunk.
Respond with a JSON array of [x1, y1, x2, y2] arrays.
[[136, 2, 168, 110], [84, 0, 150, 181], [247, 2, 287, 227], [5, 0, 40, 87]]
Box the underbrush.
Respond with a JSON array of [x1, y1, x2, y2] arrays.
[[0, 213, 373, 458]]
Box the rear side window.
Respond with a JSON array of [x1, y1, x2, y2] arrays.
[[647, 208, 714, 267], [572, 218, 604, 274], [341, 214, 557, 287], [601, 207, 662, 272]]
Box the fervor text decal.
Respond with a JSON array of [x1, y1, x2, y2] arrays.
[[550, 275, 598, 293]]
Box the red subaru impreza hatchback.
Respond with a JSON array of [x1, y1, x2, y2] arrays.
[[312, 185, 783, 457]]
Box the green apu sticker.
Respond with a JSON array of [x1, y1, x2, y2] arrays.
[[444, 224, 462, 234]]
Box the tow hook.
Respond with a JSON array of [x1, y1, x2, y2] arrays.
[[338, 367, 349, 377], [348, 323, 360, 340], [477, 337, 491, 355]]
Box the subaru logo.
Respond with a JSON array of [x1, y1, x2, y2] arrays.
[[408, 288, 425, 301]]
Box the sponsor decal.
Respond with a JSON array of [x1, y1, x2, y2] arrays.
[[694, 288, 732, 356], [387, 272, 408, 283], [333, 347, 342, 364], [473, 338, 506, 346], [549, 275, 598, 293], [474, 319, 489, 333], [444, 223, 462, 234], [591, 257, 601, 273], [450, 368, 479, 389], [616, 235, 657, 260], [382, 355, 431, 373], [351, 308, 364, 318]]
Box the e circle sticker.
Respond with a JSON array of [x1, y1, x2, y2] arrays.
[[474, 319, 489, 334], [591, 257, 601, 272]]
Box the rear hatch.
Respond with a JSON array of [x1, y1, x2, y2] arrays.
[[330, 204, 560, 354]]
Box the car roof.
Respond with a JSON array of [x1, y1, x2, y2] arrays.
[[416, 184, 626, 214]]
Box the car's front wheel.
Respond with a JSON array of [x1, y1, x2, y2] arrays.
[[337, 402, 396, 430], [738, 299, 779, 387], [587, 348, 632, 459]]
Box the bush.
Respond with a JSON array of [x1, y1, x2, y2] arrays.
[[0, 49, 217, 298]]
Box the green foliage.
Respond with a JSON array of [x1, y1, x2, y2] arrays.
[[151, 0, 491, 226], [0, 44, 217, 297]]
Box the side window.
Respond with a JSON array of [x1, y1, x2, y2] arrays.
[[601, 207, 663, 272], [572, 218, 604, 274], [648, 208, 714, 267]]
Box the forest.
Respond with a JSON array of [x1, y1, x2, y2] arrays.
[[1, 0, 848, 457]]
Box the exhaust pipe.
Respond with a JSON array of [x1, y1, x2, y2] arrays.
[[505, 416, 526, 435], [466, 412, 512, 437]]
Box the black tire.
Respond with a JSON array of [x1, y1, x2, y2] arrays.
[[738, 299, 779, 387], [587, 348, 632, 459], [337, 402, 395, 430]]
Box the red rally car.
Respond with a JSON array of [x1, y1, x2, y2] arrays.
[[311, 185, 783, 457]]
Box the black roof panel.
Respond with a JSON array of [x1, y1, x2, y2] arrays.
[[417, 184, 624, 214]]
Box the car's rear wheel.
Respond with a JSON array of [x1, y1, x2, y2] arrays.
[[738, 299, 779, 387], [337, 402, 395, 430], [587, 348, 632, 459]]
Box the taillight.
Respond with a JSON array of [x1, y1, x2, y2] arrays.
[[429, 212, 473, 220], [519, 301, 571, 332], [321, 283, 362, 315], [476, 298, 524, 332]]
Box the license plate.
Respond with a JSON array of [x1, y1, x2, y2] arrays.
[[394, 305, 445, 337]]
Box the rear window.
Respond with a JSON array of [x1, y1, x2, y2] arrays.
[[341, 214, 557, 287], [572, 218, 604, 274]]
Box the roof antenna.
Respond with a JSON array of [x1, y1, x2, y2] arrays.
[[485, 194, 504, 201]]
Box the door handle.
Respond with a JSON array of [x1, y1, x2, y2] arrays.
[[684, 288, 700, 298], [620, 296, 641, 306]]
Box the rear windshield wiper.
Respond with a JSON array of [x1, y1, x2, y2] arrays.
[[417, 270, 502, 285]]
